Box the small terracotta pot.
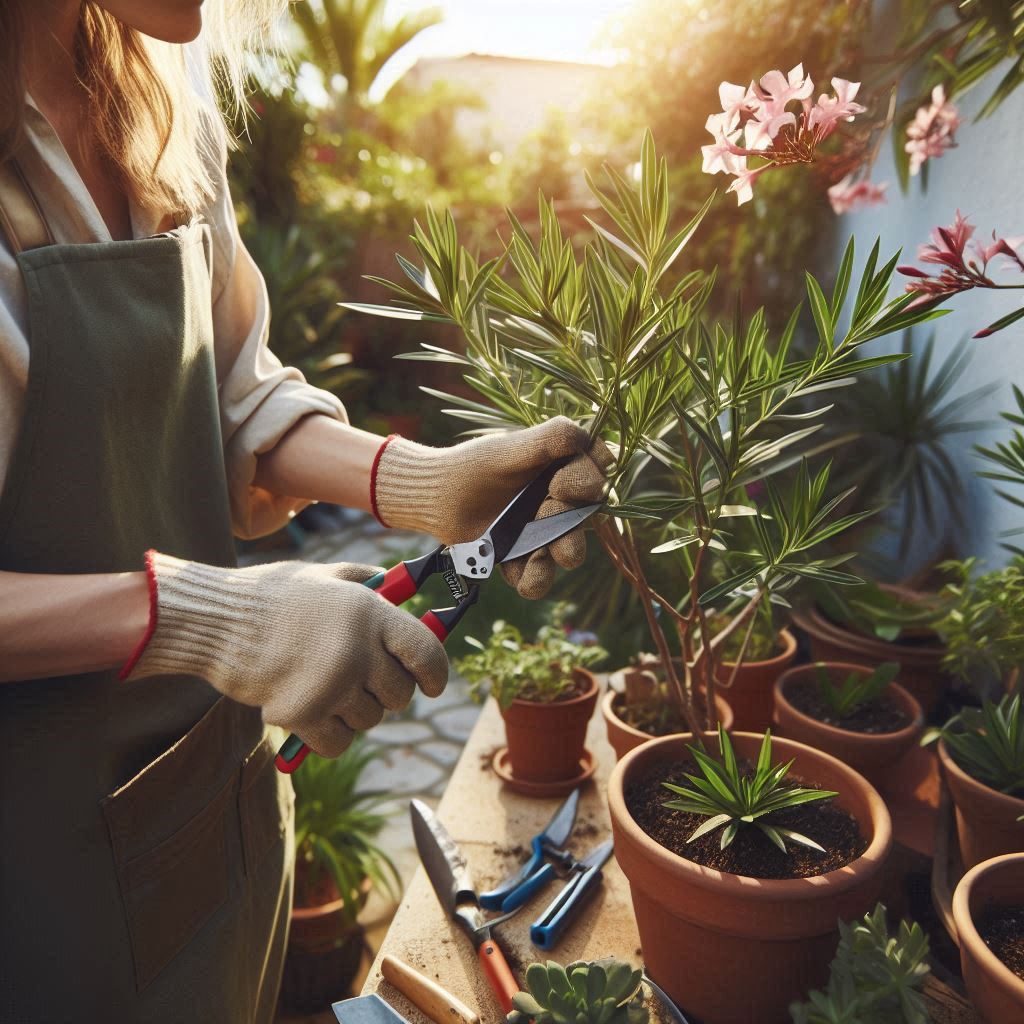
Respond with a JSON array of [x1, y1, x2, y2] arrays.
[[953, 853, 1024, 1023], [608, 732, 892, 1024], [791, 603, 944, 714], [711, 628, 798, 732], [601, 689, 734, 762], [773, 663, 923, 789], [939, 738, 1024, 870], [500, 669, 598, 783]]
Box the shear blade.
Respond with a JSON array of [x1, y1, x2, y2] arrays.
[[498, 504, 603, 564]]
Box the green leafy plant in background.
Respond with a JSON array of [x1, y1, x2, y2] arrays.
[[976, 384, 1024, 555], [662, 726, 838, 853], [508, 959, 648, 1024], [456, 611, 607, 710], [348, 132, 947, 734], [790, 903, 931, 1024], [935, 557, 1024, 693], [292, 737, 400, 923], [924, 694, 1024, 805], [816, 661, 901, 719], [812, 579, 946, 643]]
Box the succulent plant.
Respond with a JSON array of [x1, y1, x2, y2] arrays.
[[507, 959, 649, 1024]]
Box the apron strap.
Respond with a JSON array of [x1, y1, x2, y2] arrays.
[[0, 158, 55, 253]]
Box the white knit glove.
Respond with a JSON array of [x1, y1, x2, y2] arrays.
[[373, 417, 613, 599], [124, 552, 449, 757]]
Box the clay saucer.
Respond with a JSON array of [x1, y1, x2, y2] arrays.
[[492, 746, 596, 797]]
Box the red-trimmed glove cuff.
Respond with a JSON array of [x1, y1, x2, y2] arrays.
[[118, 549, 159, 680], [369, 434, 400, 527]]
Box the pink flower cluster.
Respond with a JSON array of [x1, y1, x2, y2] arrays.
[[827, 175, 887, 215], [898, 211, 1024, 332], [905, 84, 961, 176], [702, 64, 865, 205]]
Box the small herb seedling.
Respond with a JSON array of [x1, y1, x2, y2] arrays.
[[507, 959, 649, 1024], [816, 661, 900, 719], [924, 694, 1024, 818], [662, 725, 838, 853]]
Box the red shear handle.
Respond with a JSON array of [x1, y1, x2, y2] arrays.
[[477, 939, 519, 1013], [370, 562, 419, 605]]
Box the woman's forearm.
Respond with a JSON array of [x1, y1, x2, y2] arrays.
[[253, 415, 385, 513], [0, 569, 150, 681]]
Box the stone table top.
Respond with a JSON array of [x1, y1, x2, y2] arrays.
[[360, 698, 639, 1024]]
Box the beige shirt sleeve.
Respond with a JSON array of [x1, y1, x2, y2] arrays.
[[0, 98, 348, 540]]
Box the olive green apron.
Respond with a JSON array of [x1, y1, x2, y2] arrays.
[[0, 160, 294, 1023]]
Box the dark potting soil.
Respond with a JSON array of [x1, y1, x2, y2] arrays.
[[785, 677, 911, 734], [626, 759, 867, 879], [613, 693, 718, 736], [978, 905, 1024, 979]]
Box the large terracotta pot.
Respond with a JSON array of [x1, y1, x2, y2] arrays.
[[939, 738, 1024, 869], [500, 669, 598, 783], [953, 853, 1024, 1024], [601, 689, 734, 761], [711, 628, 798, 732], [608, 732, 892, 1024], [791, 604, 944, 714], [773, 663, 923, 789]]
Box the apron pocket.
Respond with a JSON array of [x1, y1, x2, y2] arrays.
[[239, 733, 294, 879], [109, 772, 234, 992]]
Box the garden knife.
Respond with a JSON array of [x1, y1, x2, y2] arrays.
[[276, 457, 603, 773], [480, 788, 580, 910], [409, 799, 521, 1013], [529, 839, 614, 951]]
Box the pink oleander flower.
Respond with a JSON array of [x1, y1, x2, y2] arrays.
[[905, 84, 961, 176], [827, 175, 887, 214], [703, 65, 866, 205], [899, 212, 1024, 336]]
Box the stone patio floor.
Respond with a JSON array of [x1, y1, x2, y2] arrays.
[[247, 511, 483, 1023]]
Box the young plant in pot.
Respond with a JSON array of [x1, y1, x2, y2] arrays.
[[608, 725, 893, 1024], [346, 125, 943, 757], [953, 851, 1024, 1024], [456, 611, 607, 790], [773, 661, 924, 789], [281, 738, 400, 1012], [508, 959, 649, 1024], [924, 693, 1024, 869]]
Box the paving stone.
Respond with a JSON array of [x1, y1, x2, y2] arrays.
[[416, 740, 462, 767], [432, 704, 482, 741], [368, 719, 435, 745], [359, 749, 445, 796]]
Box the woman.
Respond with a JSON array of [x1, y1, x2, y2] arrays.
[[0, 2, 609, 1019]]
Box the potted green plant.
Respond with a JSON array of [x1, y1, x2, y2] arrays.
[[281, 738, 400, 1012], [456, 613, 607, 789], [347, 132, 941, 759], [608, 726, 892, 1024], [924, 694, 1024, 869], [507, 959, 649, 1024], [789, 903, 931, 1024], [952, 852, 1024, 1024], [773, 661, 923, 789]]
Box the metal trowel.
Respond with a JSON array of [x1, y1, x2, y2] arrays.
[[332, 993, 411, 1023]]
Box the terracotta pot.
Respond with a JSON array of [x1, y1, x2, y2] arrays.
[[939, 738, 1024, 869], [500, 669, 598, 783], [953, 853, 1024, 1023], [601, 689, 734, 761], [608, 732, 892, 1024], [791, 604, 945, 714], [711, 628, 798, 732], [773, 663, 923, 789], [281, 881, 369, 1011]]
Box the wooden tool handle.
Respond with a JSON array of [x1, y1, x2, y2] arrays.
[[477, 938, 519, 1014], [380, 955, 480, 1024]]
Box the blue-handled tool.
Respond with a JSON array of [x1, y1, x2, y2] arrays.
[[529, 839, 614, 951], [480, 789, 580, 911]]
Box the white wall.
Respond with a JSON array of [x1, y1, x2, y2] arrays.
[[837, 72, 1024, 569]]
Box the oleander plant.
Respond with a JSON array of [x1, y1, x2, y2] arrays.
[[348, 129, 947, 733], [661, 725, 837, 852], [507, 959, 649, 1024], [816, 662, 901, 720]]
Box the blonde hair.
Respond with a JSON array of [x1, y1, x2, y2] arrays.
[[0, 0, 287, 217]]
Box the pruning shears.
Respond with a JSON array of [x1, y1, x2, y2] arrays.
[[275, 459, 602, 773]]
